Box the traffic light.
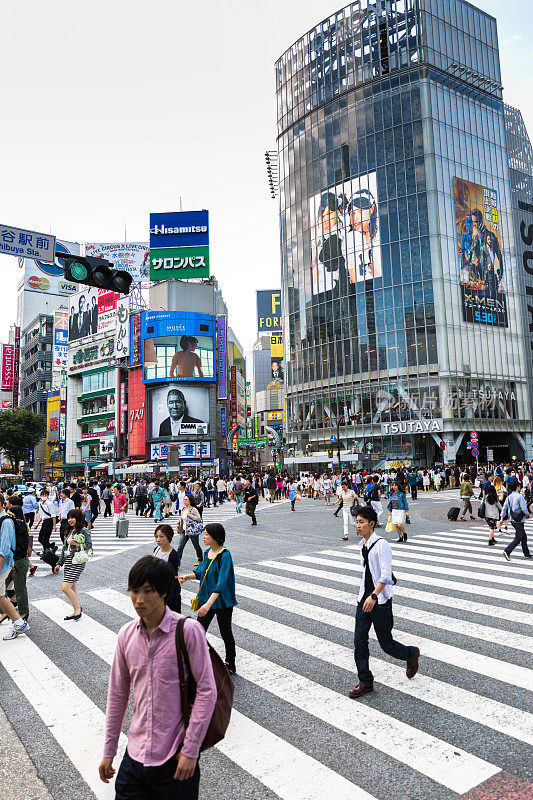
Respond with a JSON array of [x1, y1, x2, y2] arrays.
[[328, 448, 334, 459], [58, 254, 133, 294], [440, 441, 446, 451]]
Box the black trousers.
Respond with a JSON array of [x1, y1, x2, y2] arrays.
[[504, 521, 531, 557], [354, 598, 414, 684], [198, 606, 236, 666], [59, 518, 69, 543], [24, 512, 35, 528], [245, 501, 257, 524], [103, 498, 113, 517], [115, 749, 199, 800], [410, 485, 417, 500], [39, 518, 54, 550], [136, 497, 147, 515]]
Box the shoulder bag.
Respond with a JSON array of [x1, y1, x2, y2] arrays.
[[175, 616, 234, 751], [190, 549, 225, 611]]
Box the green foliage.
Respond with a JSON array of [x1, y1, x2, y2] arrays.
[[0, 409, 46, 472]]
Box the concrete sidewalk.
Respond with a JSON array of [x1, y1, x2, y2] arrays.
[[0, 703, 53, 800]]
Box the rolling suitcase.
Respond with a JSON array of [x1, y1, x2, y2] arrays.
[[116, 518, 129, 538], [447, 506, 460, 521]]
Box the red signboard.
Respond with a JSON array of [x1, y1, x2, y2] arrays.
[[1, 344, 14, 392], [128, 368, 147, 457], [230, 365, 237, 425], [106, 418, 116, 432], [120, 382, 126, 434], [12, 327, 20, 407]]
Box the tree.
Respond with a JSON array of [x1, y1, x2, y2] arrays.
[[0, 409, 46, 472]]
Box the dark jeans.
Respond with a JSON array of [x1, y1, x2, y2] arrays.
[[354, 598, 415, 684], [505, 521, 531, 557], [409, 485, 417, 500], [136, 497, 147, 515], [198, 606, 236, 666], [39, 518, 54, 550], [245, 501, 257, 524], [103, 498, 113, 517], [13, 556, 29, 618], [115, 749, 199, 800], [59, 518, 69, 543], [24, 512, 35, 528], [175, 533, 203, 565]]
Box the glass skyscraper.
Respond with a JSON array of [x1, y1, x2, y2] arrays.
[[277, 0, 533, 468]]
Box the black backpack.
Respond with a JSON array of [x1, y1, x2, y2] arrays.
[[1, 516, 30, 561]]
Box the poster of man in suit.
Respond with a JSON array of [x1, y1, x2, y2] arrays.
[[151, 384, 209, 439]]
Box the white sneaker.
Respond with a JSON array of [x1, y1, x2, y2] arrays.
[[3, 621, 30, 640]]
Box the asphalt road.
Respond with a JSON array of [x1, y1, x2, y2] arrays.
[[0, 489, 532, 800]]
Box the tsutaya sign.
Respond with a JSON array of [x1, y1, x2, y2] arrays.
[[381, 419, 443, 436]]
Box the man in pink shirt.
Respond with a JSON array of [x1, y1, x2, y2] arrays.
[[99, 555, 217, 799]]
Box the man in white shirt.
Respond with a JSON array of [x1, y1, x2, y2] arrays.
[[348, 505, 420, 699]]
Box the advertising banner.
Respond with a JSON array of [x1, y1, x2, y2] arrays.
[[53, 310, 68, 370], [68, 287, 121, 342], [149, 210, 209, 281], [266, 410, 283, 422], [100, 437, 115, 456], [237, 436, 268, 447], [48, 409, 59, 442], [12, 326, 20, 408], [114, 296, 130, 359], [270, 334, 284, 381], [220, 406, 227, 439], [85, 242, 149, 283], [141, 311, 215, 384], [216, 315, 227, 400], [20, 239, 80, 296], [230, 366, 237, 426], [131, 312, 142, 367], [453, 177, 508, 327], [257, 290, 282, 333], [1, 345, 14, 391], [151, 383, 209, 438], [310, 171, 382, 295], [150, 441, 211, 462], [128, 368, 147, 458]]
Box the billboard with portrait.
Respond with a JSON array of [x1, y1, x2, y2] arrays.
[[151, 384, 209, 439], [310, 170, 382, 295], [453, 177, 508, 327], [140, 311, 215, 384], [68, 287, 121, 342]]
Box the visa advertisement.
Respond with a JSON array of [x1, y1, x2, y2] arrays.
[[454, 177, 508, 327], [138, 311, 216, 384], [149, 210, 209, 280], [20, 239, 80, 296]]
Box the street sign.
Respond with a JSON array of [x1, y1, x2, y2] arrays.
[[470, 431, 478, 440], [466, 442, 472, 449], [0, 224, 56, 263], [366, 442, 373, 451], [330, 435, 337, 443], [487, 448, 494, 462], [471, 447, 479, 457]]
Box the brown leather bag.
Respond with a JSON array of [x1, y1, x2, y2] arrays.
[[175, 617, 234, 751]]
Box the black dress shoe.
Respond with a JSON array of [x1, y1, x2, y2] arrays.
[[406, 647, 420, 679], [348, 682, 374, 699]]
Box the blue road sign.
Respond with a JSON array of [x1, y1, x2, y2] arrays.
[[330, 435, 337, 443]]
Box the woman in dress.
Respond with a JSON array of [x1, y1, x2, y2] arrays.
[[152, 524, 181, 612], [179, 522, 237, 674], [483, 486, 502, 547], [493, 476, 508, 532], [175, 494, 204, 567], [387, 481, 409, 542], [53, 508, 92, 620], [422, 470, 430, 492]]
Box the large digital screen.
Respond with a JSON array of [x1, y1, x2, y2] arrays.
[[140, 311, 216, 384], [151, 383, 209, 439], [453, 177, 508, 327], [310, 171, 382, 295]]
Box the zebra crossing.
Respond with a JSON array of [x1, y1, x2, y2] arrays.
[[28, 499, 285, 577], [1, 525, 532, 800]]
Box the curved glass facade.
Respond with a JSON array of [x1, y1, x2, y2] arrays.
[[277, 0, 531, 467]]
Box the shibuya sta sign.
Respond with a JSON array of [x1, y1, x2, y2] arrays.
[[381, 419, 443, 436]]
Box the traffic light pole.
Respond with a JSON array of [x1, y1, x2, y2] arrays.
[[336, 417, 342, 472]]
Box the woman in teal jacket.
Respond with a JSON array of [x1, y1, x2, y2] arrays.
[[179, 522, 237, 674]]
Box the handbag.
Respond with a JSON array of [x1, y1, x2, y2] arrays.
[[175, 617, 234, 751], [71, 532, 92, 565], [190, 549, 225, 611], [385, 515, 395, 533]]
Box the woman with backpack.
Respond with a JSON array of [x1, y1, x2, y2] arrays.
[[493, 476, 508, 532], [481, 486, 502, 546], [53, 508, 92, 621], [179, 522, 237, 675]]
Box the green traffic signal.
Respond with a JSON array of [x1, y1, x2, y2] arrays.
[[70, 260, 89, 281]]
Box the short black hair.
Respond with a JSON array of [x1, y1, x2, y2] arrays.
[[128, 555, 174, 599], [8, 495, 23, 507], [8, 505, 24, 521], [508, 479, 519, 493], [155, 523, 174, 543], [356, 505, 377, 527], [205, 522, 225, 546]]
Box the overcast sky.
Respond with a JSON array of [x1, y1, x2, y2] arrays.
[[0, 0, 531, 353]]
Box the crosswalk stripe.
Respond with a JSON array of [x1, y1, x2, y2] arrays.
[[180, 578, 533, 688], [395, 537, 533, 569], [33, 597, 377, 800], [238, 565, 533, 626], [319, 546, 533, 578], [236, 567, 532, 651], [89, 588, 533, 746], [0, 634, 125, 800], [288, 553, 533, 592], [449, 530, 515, 542], [260, 557, 532, 606]]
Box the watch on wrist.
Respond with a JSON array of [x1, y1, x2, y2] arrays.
[[371, 593, 378, 602]]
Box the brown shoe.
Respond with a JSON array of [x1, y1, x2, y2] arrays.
[[406, 647, 420, 679], [348, 682, 374, 699]]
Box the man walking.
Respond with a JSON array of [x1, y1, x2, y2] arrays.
[[99, 556, 216, 798], [349, 505, 419, 698], [243, 479, 258, 525], [0, 495, 30, 641], [501, 479, 532, 560]]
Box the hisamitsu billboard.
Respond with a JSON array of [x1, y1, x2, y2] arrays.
[[149, 211, 209, 249], [257, 290, 282, 333]]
